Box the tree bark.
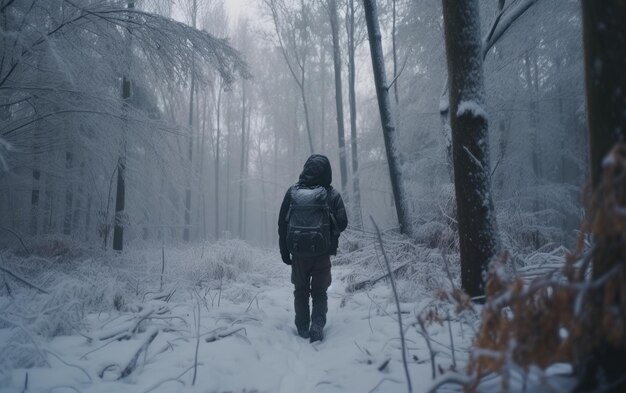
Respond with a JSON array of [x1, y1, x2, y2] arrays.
[[363, 0, 412, 236], [577, 2, 626, 391], [441, 0, 499, 298], [328, 0, 348, 192], [583, 0, 626, 189]]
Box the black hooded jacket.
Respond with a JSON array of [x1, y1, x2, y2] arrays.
[[278, 154, 348, 260]]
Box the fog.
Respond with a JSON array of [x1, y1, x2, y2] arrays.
[[0, 0, 586, 250]]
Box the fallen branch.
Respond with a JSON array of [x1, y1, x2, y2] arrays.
[[371, 216, 412, 393], [93, 306, 157, 341], [205, 326, 247, 343], [0, 316, 50, 367], [0, 262, 48, 294], [192, 303, 200, 386], [345, 261, 411, 293], [118, 328, 159, 379], [0, 226, 30, 254], [143, 363, 200, 393]]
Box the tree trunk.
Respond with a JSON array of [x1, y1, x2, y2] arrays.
[[347, 0, 362, 229], [226, 94, 232, 233], [63, 150, 74, 236], [184, 0, 197, 242], [30, 128, 41, 236], [363, 0, 412, 236], [214, 82, 223, 240], [328, 0, 348, 192], [583, 1, 626, 189], [320, 44, 327, 151], [238, 80, 247, 238], [300, 69, 315, 155], [392, 0, 399, 108], [112, 0, 134, 251], [441, 0, 499, 298], [577, 2, 626, 391], [113, 74, 130, 251], [184, 71, 194, 242]]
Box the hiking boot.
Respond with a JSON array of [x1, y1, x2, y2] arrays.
[[309, 324, 324, 343], [297, 328, 310, 339]]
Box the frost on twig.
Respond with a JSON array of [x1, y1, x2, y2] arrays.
[[118, 328, 159, 379]]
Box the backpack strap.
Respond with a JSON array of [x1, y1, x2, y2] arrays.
[[325, 186, 340, 234]]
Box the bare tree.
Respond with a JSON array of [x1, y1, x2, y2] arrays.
[[327, 0, 348, 192], [238, 79, 248, 239], [363, 0, 413, 236], [265, 0, 315, 155], [441, 0, 500, 297], [113, 0, 134, 251], [183, 0, 198, 242], [346, 0, 362, 228]]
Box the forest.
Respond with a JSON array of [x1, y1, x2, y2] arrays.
[[0, 0, 625, 392]]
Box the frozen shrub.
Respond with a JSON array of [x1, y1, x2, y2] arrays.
[[466, 144, 626, 392]]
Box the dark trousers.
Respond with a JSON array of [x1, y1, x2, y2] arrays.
[[291, 255, 332, 331]]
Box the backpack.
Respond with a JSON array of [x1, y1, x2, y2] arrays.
[[286, 186, 332, 257]]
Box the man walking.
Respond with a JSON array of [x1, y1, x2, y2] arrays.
[[278, 154, 348, 342]]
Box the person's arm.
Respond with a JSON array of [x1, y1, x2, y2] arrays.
[[331, 190, 348, 234], [277, 187, 292, 265]]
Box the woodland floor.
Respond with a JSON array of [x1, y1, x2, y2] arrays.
[[0, 239, 575, 392]]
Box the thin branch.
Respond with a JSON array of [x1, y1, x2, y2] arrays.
[[371, 216, 412, 393], [0, 257, 48, 294], [118, 328, 159, 379], [386, 50, 411, 92], [192, 302, 200, 386], [0, 226, 30, 254]]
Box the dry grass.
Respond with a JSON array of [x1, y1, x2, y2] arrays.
[[467, 144, 626, 392]]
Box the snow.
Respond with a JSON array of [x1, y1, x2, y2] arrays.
[[456, 100, 487, 119], [0, 238, 580, 392], [0, 240, 469, 393]]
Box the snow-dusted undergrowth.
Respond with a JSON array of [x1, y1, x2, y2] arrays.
[[0, 239, 278, 373], [0, 233, 573, 392]]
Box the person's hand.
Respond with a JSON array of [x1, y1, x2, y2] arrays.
[[281, 253, 292, 265]]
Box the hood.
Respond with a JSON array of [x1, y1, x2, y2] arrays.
[[298, 154, 332, 187]]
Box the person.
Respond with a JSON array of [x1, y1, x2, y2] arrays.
[[278, 154, 348, 342]]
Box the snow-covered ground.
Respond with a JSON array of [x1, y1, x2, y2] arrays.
[[0, 237, 474, 393], [0, 237, 576, 392]]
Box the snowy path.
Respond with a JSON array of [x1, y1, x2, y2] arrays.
[[2, 265, 465, 393]]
